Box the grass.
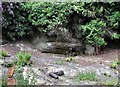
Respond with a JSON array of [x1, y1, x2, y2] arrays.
[[76, 72, 97, 81]]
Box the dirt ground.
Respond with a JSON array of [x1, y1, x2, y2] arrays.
[[1, 41, 119, 66], [0, 40, 119, 85]]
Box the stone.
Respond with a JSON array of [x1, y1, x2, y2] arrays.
[[85, 44, 95, 55], [35, 78, 46, 85], [48, 27, 79, 43], [49, 72, 59, 79], [29, 30, 85, 54], [40, 42, 84, 54], [54, 70, 64, 76], [8, 66, 15, 78]]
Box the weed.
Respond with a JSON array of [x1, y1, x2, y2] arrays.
[[99, 80, 118, 85], [65, 57, 76, 62], [17, 52, 32, 66], [110, 59, 120, 69], [4, 62, 14, 68], [25, 53, 31, 62], [76, 72, 97, 81], [0, 50, 9, 58], [15, 66, 36, 85]]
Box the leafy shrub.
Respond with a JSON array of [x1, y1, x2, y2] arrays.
[[2, 2, 120, 48], [24, 52, 31, 62], [109, 11, 120, 29], [21, 2, 84, 34], [80, 20, 107, 46], [2, 2, 33, 40], [17, 52, 32, 66]]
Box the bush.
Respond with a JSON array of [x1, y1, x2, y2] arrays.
[[80, 20, 107, 46], [2, 2, 120, 47], [2, 2, 33, 40], [21, 2, 84, 34]]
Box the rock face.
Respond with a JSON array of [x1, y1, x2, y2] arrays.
[[29, 30, 85, 54], [40, 42, 84, 54], [33, 41, 84, 54], [85, 44, 95, 55]]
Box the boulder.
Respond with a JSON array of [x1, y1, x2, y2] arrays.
[[36, 42, 84, 54], [85, 44, 95, 55], [29, 29, 85, 54]]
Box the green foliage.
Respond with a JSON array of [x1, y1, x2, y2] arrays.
[[109, 11, 120, 29], [0, 50, 9, 58], [76, 72, 97, 81], [17, 52, 32, 66], [2, 2, 33, 41], [81, 20, 107, 46], [111, 33, 120, 39], [2, 2, 120, 47], [21, 2, 84, 33], [15, 66, 36, 86], [24, 52, 31, 62], [65, 57, 76, 62], [3, 62, 14, 68], [110, 59, 120, 69]]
